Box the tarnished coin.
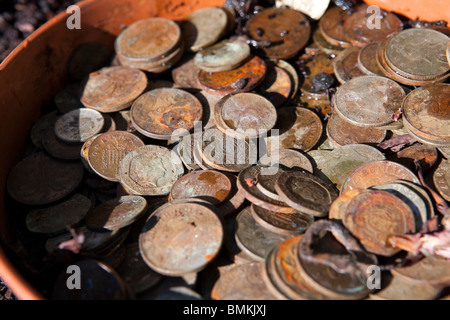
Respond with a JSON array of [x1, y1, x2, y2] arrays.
[[277, 60, 299, 103], [246, 8, 311, 60], [342, 190, 416, 256], [118, 145, 184, 196], [255, 169, 286, 201], [439, 146, 450, 159], [396, 180, 435, 220], [80, 134, 101, 171], [235, 206, 290, 262], [326, 113, 386, 147], [198, 55, 267, 95], [447, 41, 450, 67], [300, 96, 332, 119], [395, 143, 439, 171], [223, 215, 258, 264], [258, 148, 313, 173], [313, 29, 344, 56], [194, 40, 250, 72], [358, 42, 384, 76], [30, 111, 59, 149], [139, 202, 223, 276], [171, 53, 203, 90], [300, 52, 336, 99], [344, 4, 403, 47], [214, 93, 277, 139], [434, 159, 450, 202], [182, 7, 228, 52], [328, 189, 365, 220], [265, 107, 323, 152], [26, 194, 91, 235], [54, 83, 83, 114], [54, 108, 105, 144], [258, 64, 292, 108], [68, 43, 112, 81], [130, 88, 203, 140], [250, 204, 314, 236], [87, 131, 145, 182], [385, 28, 450, 81], [216, 173, 246, 218], [274, 170, 338, 217], [333, 46, 365, 84], [341, 160, 420, 194], [42, 126, 83, 160], [169, 170, 232, 206], [318, 6, 352, 48], [7, 152, 84, 206], [85, 195, 147, 231], [81, 66, 147, 113], [334, 75, 406, 128], [174, 133, 201, 171]]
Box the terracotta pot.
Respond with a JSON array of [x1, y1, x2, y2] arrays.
[[0, 0, 225, 300]]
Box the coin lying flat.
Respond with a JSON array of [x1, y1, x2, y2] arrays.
[[54, 108, 105, 144], [139, 202, 223, 276], [194, 40, 250, 72], [42, 126, 83, 160], [118, 145, 185, 196], [171, 53, 203, 90], [130, 88, 203, 140], [333, 47, 365, 84], [26, 194, 91, 235], [7, 152, 84, 206], [434, 160, 450, 202], [318, 6, 352, 48], [30, 111, 59, 149], [81, 66, 148, 113]]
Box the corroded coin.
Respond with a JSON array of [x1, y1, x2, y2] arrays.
[[258, 148, 313, 173], [223, 215, 258, 264], [85, 195, 147, 231], [246, 8, 311, 60], [300, 96, 332, 119], [358, 42, 384, 76], [214, 93, 277, 139], [171, 53, 203, 90], [333, 47, 365, 84], [250, 204, 314, 236], [313, 29, 344, 56], [198, 55, 267, 95], [42, 126, 83, 160], [277, 60, 299, 103], [54, 83, 83, 114], [30, 111, 59, 149], [130, 88, 203, 140], [174, 133, 201, 171], [334, 75, 406, 128], [54, 108, 105, 144], [434, 159, 450, 202], [169, 170, 232, 206], [342, 190, 416, 256], [118, 145, 185, 196], [328, 189, 365, 220], [80, 134, 101, 171], [26, 194, 91, 235], [68, 43, 112, 82], [265, 107, 323, 152], [341, 160, 420, 194], [318, 6, 352, 48], [7, 152, 84, 206], [194, 40, 250, 72], [326, 113, 386, 147], [139, 202, 223, 276], [258, 64, 292, 108], [274, 170, 338, 217], [87, 131, 145, 182], [395, 143, 439, 171], [81, 66, 148, 113], [300, 52, 336, 100]]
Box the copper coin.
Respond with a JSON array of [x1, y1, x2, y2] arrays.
[[216, 173, 247, 217], [246, 8, 311, 60], [169, 170, 232, 206], [318, 6, 352, 48], [265, 107, 323, 152], [30, 111, 59, 149], [171, 53, 203, 90], [237, 166, 297, 214], [402, 84, 450, 144], [439, 146, 450, 159], [26, 194, 91, 235], [326, 113, 386, 147], [274, 170, 338, 217], [87, 131, 145, 182], [54, 108, 105, 144], [395, 143, 439, 171], [131, 42, 185, 73], [341, 160, 420, 195], [370, 274, 441, 300], [447, 41, 450, 67], [139, 202, 223, 276], [313, 29, 344, 56], [214, 93, 277, 139], [68, 43, 112, 81], [130, 88, 203, 140], [81, 66, 148, 113], [344, 4, 403, 47], [194, 90, 224, 129], [342, 190, 416, 256], [385, 28, 450, 81], [392, 256, 450, 288], [258, 148, 313, 173], [42, 126, 82, 160], [328, 189, 365, 220], [182, 7, 228, 52], [85, 195, 147, 231], [334, 75, 406, 127], [250, 204, 314, 236], [80, 134, 101, 171], [118, 145, 185, 196], [397, 180, 435, 221], [434, 159, 450, 202], [300, 52, 336, 99], [300, 96, 332, 119], [194, 40, 250, 72], [174, 133, 201, 171], [197, 127, 257, 172], [258, 64, 292, 108], [333, 46, 366, 84], [198, 55, 267, 95], [115, 17, 181, 65], [223, 215, 257, 264], [7, 152, 84, 206], [357, 42, 384, 76], [111, 110, 137, 133], [255, 169, 286, 202]]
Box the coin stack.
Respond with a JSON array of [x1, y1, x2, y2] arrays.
[[4, 2, 450, 300]]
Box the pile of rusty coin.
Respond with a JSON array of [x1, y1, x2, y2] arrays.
[[4, 2, 450, 300]]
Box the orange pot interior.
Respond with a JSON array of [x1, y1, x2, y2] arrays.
[[0, 0, 225, 300]]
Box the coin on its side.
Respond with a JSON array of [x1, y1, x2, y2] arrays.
[[358, 42, 384, 76], [258, 64, 292, 108], [434, 159, 450, 202], [54, 108, 105, 144], [318, 6, 352, 48], [194, 40, 250, 72], [258, 148, 313, 173]]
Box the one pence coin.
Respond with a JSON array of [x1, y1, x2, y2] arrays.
[[434, 160, 450, 202], [139, 202, 223, 276], [118, 145, 185, 196], [194, 40, 250, 72], [7, 152, 84, 206], [274, 170, 338, 217], [130, 88, 203, 140], [81, 66, 148, 113], [333, 47, 365, 84], [87, 131, 145, 182], [54, 108, 105, 144]]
